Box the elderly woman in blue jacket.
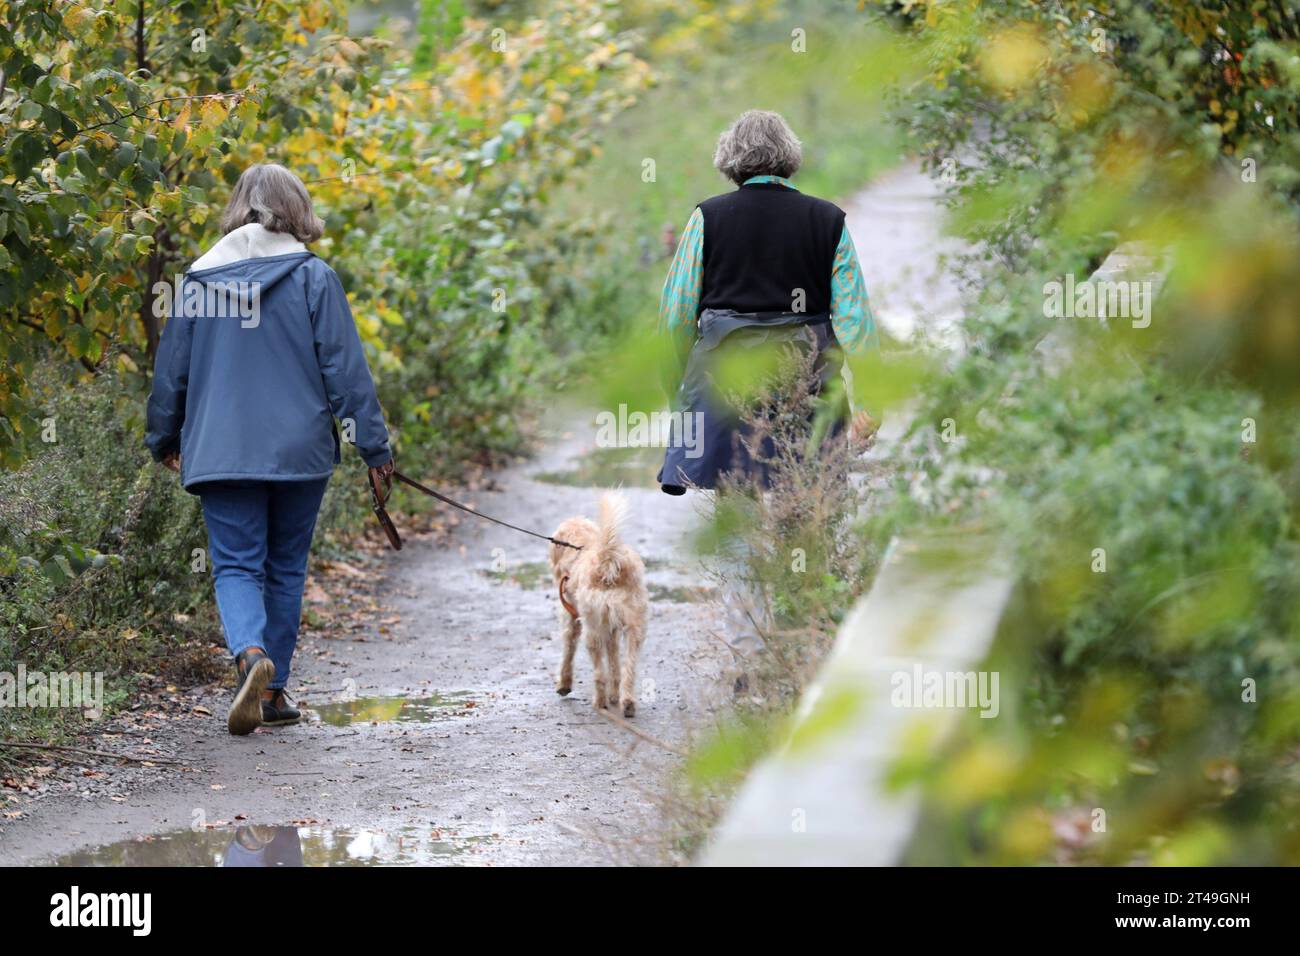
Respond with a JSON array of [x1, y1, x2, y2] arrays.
[[146, 163, 393, 736]]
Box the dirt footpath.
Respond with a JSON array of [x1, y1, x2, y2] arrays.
[[1, 166, 949, 867], [0, 411, 732, 866]]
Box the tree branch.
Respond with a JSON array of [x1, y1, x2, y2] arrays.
[[136, 1, 149, 74], [0, 740, 186, 766]]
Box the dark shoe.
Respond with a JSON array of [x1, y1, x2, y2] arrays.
[[261, 689, 301, 727], [229, 648, 275, 736]]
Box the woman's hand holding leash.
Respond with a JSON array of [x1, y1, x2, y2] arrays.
[[850, 408, 879, 445], [369, 458, 395, 489], [368, 458, 401, 550]]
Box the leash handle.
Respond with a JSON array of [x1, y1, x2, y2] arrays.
[[390, 470, 582, 550], [368, 468, 403, 551]]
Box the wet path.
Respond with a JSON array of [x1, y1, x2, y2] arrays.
[[2, 412, 730, 866], [844, 161, 968, 348], [1, 162, 954, 867]]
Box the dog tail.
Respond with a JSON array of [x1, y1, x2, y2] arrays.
[[593, 491, 629, 586]]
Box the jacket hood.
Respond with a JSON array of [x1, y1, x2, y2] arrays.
[[191, 222, 307, 271], [180, 224, 316, 322]]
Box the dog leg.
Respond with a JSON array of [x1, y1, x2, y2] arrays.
[[585, 626, 607, 710], [619, 621, 644, 718], [556, 612, 580, 696], [604, 630, 621, 711]]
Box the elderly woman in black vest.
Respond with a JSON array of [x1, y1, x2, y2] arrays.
[[657, 110, 877, 495]]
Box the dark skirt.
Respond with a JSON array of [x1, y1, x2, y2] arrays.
[[657, 308, 845, 494]]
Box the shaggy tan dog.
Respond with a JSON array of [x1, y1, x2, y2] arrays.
[[548, 493, 648, 717]]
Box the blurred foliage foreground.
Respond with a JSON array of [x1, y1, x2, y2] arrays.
[[683, 1, 1300, 866]]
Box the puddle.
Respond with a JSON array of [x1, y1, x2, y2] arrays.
[[48, 824, 492, 867], [481, 559, 681, 594], [311, 693, 477, 727], [532, 445, 661, 488], [481, 560, 551, 590], [648, 583, 715, 603]]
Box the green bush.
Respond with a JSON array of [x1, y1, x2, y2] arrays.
[[641, 0, 1300, 863], [0, 361, 215, 745], [843, 0, 1300, 865]]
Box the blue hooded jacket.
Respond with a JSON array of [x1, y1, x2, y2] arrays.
[[145, 239, 391, 491]]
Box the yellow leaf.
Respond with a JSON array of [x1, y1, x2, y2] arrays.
[[199, 96, 229, 128], [63, 6, 96, 37], [981, 25, 1048, 92]]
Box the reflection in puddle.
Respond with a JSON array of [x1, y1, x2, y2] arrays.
[[52, 825, 491, 867], [648, 583, 715, 604], [532, 445, 662, 489], [311, 693, 477, 727], [481, 558, 673, 592], [480, 560, 550, 590]]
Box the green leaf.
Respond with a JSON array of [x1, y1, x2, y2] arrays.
[[43, 554, 74, 583], [7, 131, 46, 181], [31, 73, 54, 105], [113, 142, 138, 167], [74, 148, 97, 180], [90, 226, 114, 253]]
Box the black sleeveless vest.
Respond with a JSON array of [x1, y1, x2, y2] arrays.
[[696, 181, 845, 316]]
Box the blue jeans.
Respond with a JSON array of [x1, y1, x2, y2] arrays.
[[198, 478, 329, 689]]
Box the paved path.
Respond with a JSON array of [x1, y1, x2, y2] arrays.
[[703, 162, 998, 866], [1, 412, 729, 866], [1, 162, 958, 868], [844, 161, 968, 350]]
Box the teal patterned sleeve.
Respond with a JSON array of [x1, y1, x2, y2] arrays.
[[830, 224, 878, 353], [660, 207, 704, 339], [659, 207, 704, 392]]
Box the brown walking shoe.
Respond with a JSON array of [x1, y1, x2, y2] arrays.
[[228, 647, 275, 736]]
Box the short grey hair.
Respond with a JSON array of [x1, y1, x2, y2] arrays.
[[221, 163, 324, 243], [713, 110, 803, 185]]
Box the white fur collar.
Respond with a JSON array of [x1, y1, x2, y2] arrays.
[[191, 222, 307, 272]]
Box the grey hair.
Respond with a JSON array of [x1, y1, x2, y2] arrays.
[[712, 110, 803, 185], [220, 163, 324, 243]]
